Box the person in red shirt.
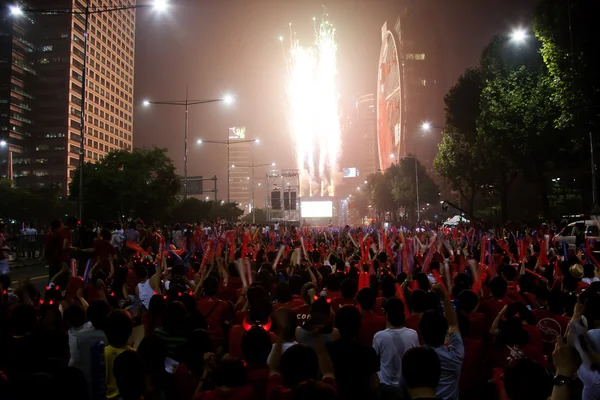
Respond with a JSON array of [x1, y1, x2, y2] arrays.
[[196, 276, 233, 352], [87, 229, 117, 278], [217, 263, 243, 304], [330, 278, 358, 313], [293, 282, 317, 326], [323, 274, 341, 299], [533, 288, 570, 356], [267, 310, 337, 400], [457, 289, 487, 340], [173, 329, 212, 400], [272, 282, 303, 311], [234, 284, 268, 325], [229, 297, 274, 359], [242, 326, 273, 400], [479, 277, 511, 328], [374, 275, 396, 316], [194, 357, 254, 400], [356, 287, 386, 346], [404, 289, 436, 344]]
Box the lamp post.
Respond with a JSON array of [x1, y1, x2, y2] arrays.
[[142, 92, 233, 199], [0, 140, 12, 182], [231, 160, 275, 223], [197, 136, 258, 203], [10, 0, 170, 221]]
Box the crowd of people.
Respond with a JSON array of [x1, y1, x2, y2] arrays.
[[1, 218, 599, 400]]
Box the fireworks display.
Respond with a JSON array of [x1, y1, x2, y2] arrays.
[[283, 16, 341, 197]]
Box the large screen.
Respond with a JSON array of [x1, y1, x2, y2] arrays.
[[343, 168, 359, 178], [301, 201, 333, 218]]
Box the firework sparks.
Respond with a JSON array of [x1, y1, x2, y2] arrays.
[[283, 17, 341, 197]]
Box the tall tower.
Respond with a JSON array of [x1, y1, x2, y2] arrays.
[[1, 0, 136, 191], [228, 126, 251, 210]]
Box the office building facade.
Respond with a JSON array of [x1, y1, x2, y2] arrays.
[[0, 0, 135, 191], [228, 126, 251, 210]]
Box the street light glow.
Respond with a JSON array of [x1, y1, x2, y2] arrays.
[[271, 162, 276, 166], [0, 140, 7, 147], [142, 100, 151, 107], [223, 94, 234, 105], [151, 0, 169, 12], [510, 28, 527, 43], [421, 121, 432, 132], [9, 5, 23, 16], [255, 138, 260, 143], [390, 154, 395, 158], [196, 139, 203, 144]]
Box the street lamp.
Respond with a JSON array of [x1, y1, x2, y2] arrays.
[[143, 90, 233, 199], [510, 28, 527, 44], [197, 136, 259, 203], [0, 140, 11, 182], [230, 161, 274, 223], [11, 0, 170, 221]]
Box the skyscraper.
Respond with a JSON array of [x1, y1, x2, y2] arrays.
[[355, 94, 378, 178], [228, 126, 251, 210], [377, 2, 444, 170], [0, 0, 135, 191]]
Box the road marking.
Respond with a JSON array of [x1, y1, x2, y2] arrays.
[[14, 275, 47, 284]]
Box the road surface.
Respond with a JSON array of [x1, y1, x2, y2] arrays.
[[10, 262, 49, 295]]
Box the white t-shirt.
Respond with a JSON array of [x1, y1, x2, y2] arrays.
[[373, 327, 419, 387]]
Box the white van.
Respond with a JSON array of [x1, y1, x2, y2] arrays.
[[555, 220, 600, 253]]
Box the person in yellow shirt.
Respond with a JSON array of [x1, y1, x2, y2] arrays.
[[104, 310, 134, 399]]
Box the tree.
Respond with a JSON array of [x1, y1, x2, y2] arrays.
[[170, 198, 213, 223], [389, 157, 439, 221], [434, 68, 492, 216], [347, 190, 369, 226], [241, 208, 267, 224], [69, 148, 180, 222]]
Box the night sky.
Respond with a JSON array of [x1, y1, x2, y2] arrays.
[[133, 0, 539, 201]]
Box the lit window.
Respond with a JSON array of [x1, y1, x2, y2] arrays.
[[421, 79, 427, 86], [415, 53, 426, 60], [41, 45, 53, 52]]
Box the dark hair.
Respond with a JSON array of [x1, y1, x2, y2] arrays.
[[409, 289, 428, 313], [137, 335, 168, 380], [325, 274, 341, 291], [104, 310, 133, 348], [457, 290, 479, 313], [340, 278, 358, 300], [504, 358, 552, 400], [280, 344, 319, 387], [38, 329, 70, 362], [289, 275, 303, 295], [135, 265, 148, 280], [114, 350, 145, 400], [276, 281, 293, 303], [356, 287, 376, 311], [247, 284, 268, 304], [242, 326, 272, 366], [10, 304, 38, 336], [248, 297, 273, 324], [203, 276, 219, 297], [490, 277, 508, 298], [419, 310, 448, 347], [380, 275, 396, 298], [182, 329, 212, 373], [273, 308, 297, 342], [414, 273, 430, 291], [87, 300, 112, 330], [498, 316, 529, 347], [335, 306, 361, 339], [65, 304, 86, 328], [66, 216, 79, 227], [402, 346, 441, 389], [301, 282, 318, 305], [163, 301, 187, 336], [501, 265, 517, 281], [214, 357, 247, 388], [310, 298, 331, 324], [292, 380, 337, 400], [384, 297, 406, 327]]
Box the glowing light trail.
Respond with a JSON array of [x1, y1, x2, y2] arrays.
[[283, 16, 341, 197]]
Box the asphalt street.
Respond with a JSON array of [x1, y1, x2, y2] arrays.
[[9, 261, 49, 295]]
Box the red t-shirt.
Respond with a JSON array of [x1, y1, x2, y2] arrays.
[[460, 338, 486, 398], [228, 324, 275, 360], [246, 365, 270, 400], [174, 363, 202, 400], [196, 297, 232, 346], [532, 309, 570, 356], [267, 374, 336, 400], [357, 312, 386, 347], [479, 297, 511, 328], [58, 227, 73, 262], [325, 290, 341, 299], [93, 239, 116, 273], [404, 314, 423, 344], [234, 310, 248, 325], [466, 312, 487, 340], [218, 277, 243, 303], [329, 298, 358, 313], [293, 304, 311, 326], [373, 297, 389, 316], [194, 386, 254, 400], [272, 298, 304, 311]]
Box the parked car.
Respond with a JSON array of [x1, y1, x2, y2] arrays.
[[555, 220, 600, 253]]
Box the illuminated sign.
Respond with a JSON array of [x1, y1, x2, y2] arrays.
[[229, 127, 246, 139], [342, 168, 359, 178], [301, 201, 333, 218]]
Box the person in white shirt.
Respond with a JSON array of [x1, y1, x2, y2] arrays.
[[110, 223, 124, 251], [373, 297, 419, 398], [22, 223, 38, 259]]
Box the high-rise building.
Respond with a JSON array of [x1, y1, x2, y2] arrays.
[[355, 94, 378, 178], [377, 2, 444, 170], [228, 126, 251, 210], [0, 0, 135, 191]]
